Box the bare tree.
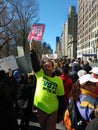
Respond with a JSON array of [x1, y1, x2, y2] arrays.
[[0, 0, 14, 53], [0, 0, 39, 57], [7, 0, 39, 53]]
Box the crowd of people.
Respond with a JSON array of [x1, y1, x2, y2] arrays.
[[0, 68, 36, 130], [29, 40, 98, 130], [0, 39, 98, 130]]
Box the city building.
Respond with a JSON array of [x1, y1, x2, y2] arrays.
[[55, 36, 62, 58], [77, 0, 98, 61], [57, 6, 77, 59], [67, 6, 77, 59], [61, 22, 68, 57]]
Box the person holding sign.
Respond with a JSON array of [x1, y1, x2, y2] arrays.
[[29, 40, 65, 130]]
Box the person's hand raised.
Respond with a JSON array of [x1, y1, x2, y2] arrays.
[[30, 40, 35, 50]]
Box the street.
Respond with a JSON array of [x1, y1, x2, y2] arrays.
[[29, 122, 65, 130], [18, 112, 66, 130]]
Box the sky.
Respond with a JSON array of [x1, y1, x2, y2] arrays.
[[37, 0, 78, 53]]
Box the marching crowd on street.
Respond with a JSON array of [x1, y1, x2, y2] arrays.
[[0, 40, 98, 130]]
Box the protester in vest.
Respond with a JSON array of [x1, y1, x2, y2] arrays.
[[29, 40, 65, 130], [64, 74, 98, 130], [85, 105, 98, 130]]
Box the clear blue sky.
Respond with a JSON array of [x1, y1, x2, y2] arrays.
[[37, 0, 78, 53]]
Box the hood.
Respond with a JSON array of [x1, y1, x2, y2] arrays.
[[59, 73, 68, 81], [13, 70, 19, 79]]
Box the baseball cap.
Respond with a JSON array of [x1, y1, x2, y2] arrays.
[[89, 67, 98, 75], [79, 74, 98, 85]]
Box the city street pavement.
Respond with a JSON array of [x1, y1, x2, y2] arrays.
[[18, 112, 66, 130], [29, 121, 65, 130]]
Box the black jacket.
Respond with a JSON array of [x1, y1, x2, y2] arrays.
[[0, 70, 17, 130], [29, 49, 41, 72]]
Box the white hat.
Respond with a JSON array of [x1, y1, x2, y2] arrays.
[[89, 67, 98, 75], [79, 74, 98, 84], [78, 70, 87, 78]]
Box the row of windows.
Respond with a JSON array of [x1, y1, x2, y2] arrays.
[[78, 19, 98, 36]]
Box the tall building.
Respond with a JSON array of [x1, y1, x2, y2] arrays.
[[60, 6, 77, 59], [77, 0, 98, 61], [55, 36, 61, 58], [67, 6, 77, 59], [61, 22, 68, 57]]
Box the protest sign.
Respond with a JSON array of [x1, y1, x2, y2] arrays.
[[28, 23, 45, 41], [0, 55, 18, 72]]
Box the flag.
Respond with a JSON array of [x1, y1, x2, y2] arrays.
[[28, 23, 45, 41]]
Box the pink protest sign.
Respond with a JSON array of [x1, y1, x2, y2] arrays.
[[28, 24, 45, 41]]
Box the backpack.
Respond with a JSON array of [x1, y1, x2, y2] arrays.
[[63, 99, 87, 130]]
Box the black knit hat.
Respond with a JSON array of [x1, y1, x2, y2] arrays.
[[0, 70, 6, 81]]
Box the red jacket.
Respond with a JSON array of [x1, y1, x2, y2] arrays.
[[59, 73, 73, 107]]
